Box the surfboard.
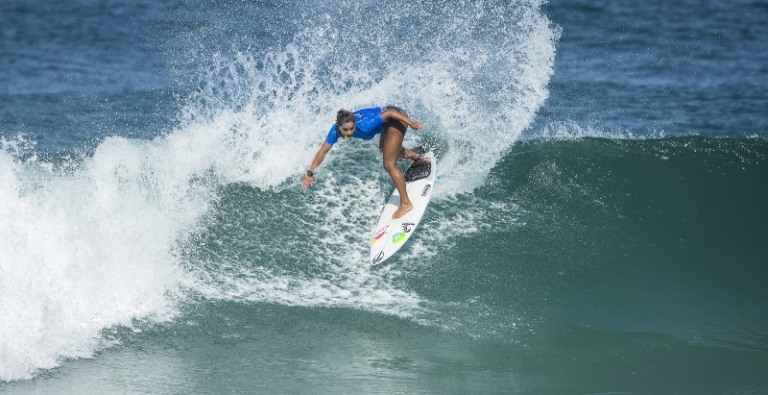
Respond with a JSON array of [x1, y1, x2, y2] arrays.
[[370, 152, 436, 266]]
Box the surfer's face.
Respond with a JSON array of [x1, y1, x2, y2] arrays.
[[338, 121, 355, 138]]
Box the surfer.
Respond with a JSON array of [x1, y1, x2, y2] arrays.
[[301, 106, 427, 218]]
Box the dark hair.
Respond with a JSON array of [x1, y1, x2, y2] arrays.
[[336, 109, 355, 128]]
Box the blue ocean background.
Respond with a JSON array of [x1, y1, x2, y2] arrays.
[[1, 0, 767, 393]]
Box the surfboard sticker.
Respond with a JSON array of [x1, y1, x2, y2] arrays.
[[369, 152, 436, 266]]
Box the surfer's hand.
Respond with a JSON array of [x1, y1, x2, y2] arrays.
[[409, 120, 423, 130], [301, 175, 314, 189]]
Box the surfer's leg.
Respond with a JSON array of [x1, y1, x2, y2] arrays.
[[379, 130, 425, 164], [380, 137, 420, 161], [381, 120, 413, 219]]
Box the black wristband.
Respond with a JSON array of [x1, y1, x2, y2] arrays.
[[306, 170, 314, 177]]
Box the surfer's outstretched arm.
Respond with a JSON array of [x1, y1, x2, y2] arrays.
[[380, 108, 423, 130], [302, 142, 332, 188]]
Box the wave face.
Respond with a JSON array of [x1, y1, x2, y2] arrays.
[[497, 137, 768, 343], [0, 0, 558, 382]]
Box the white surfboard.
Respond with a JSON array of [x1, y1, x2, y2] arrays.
[[370, 152, 436, 266]]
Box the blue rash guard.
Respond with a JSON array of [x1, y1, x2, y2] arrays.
[[324, 107, 385, 145]]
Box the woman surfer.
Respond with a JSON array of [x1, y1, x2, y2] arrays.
[[301, 106, 427, 219]]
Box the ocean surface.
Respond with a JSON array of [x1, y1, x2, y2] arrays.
[[2, 0, 767, 393]]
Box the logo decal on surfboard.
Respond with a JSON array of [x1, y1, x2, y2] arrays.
[[372, 251, 385, 265], [391, 232, 407, 244], [371, 225, 389, 244], [421, 184, 431, 196], [402, 222, 415, 233]]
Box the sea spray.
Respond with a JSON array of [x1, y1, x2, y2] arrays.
[[181, 0, 560, 193], [176, 0, 558, 318]]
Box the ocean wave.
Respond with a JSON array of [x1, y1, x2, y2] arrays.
[[0, 0, 558, 382]]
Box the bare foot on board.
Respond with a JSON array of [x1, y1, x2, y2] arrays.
[[392, 201, 414, 219], [411, 154, 431, 166]]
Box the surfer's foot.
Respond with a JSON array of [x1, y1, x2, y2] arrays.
[[410, 153, 430, 166], [401, 147, 430, 166], [393, 202, 414, 219]]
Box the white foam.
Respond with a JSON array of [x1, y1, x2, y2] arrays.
[[0, 135, 202, 381]]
